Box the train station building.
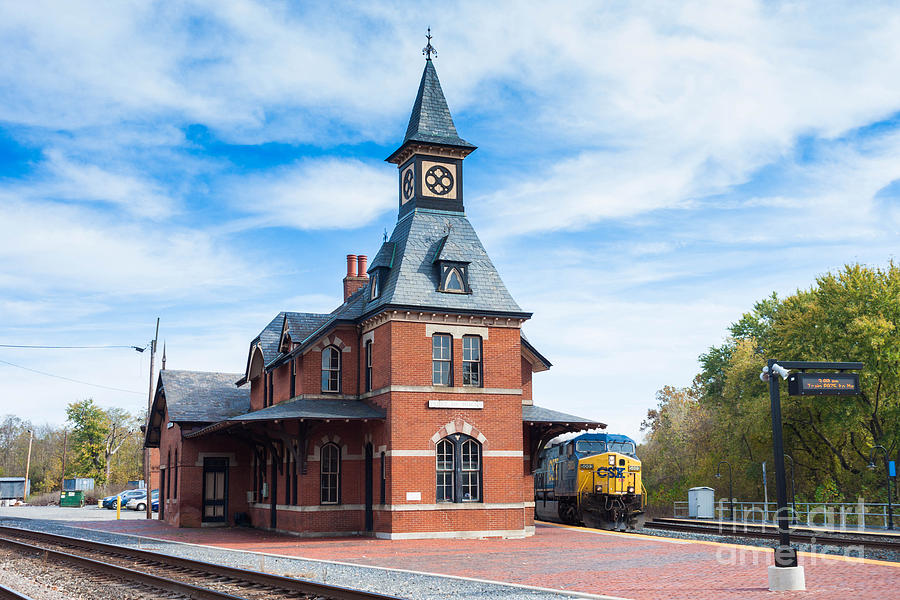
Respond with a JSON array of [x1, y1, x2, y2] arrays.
[[143, 52, 601, 539]]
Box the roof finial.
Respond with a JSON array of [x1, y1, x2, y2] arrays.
[[161, 342, 166, 370], [383, 228, 388, 242], [422, 27, 436, 61]]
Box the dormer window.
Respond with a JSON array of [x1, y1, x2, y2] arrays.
[[437, 262, 470, 294], [445, 268, 464, 291], [370, 272, 379, 300]]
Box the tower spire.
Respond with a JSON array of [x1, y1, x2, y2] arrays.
[[422, 27, 436, 61]]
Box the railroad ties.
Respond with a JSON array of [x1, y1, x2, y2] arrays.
[[0, 526, 401, 600]]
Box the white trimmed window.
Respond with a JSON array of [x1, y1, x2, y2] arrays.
[[462, 335, 482, 387], [321, 346, 341, 392], [320, 443, 340, 504], [432, 334, 452, 386], [365, 340, 373, 392], [435, 434, 482, 503]]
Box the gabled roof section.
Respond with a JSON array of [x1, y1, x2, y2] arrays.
[[363, 210, 528, 318], [161, 370, 250, 422], [145, 370, 250, 447], [403, 60, 475, 149], [432, 230, 470, 264], [280, 311, 331, 352], [368, 241, 395, 270], [521, 334, 552, 372]]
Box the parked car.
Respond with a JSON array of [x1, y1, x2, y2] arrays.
[[125, 489, 158, 511], [151, 498, 159, 512], [102, 489, 146, 509]]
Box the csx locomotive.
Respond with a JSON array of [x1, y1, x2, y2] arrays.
[[534, 432, 644, 530]]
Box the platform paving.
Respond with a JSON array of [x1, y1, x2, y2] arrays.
[[57, 518, 900, 599]]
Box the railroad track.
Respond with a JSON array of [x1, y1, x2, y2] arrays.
[[0, 526, 403, 600], [645, 518, 900, 551], [0, 583, 35, 600]]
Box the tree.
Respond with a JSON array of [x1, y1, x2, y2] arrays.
[[642, 262, 900, 509], [66, 399, 109, 484], [103, 407, 138, 482]]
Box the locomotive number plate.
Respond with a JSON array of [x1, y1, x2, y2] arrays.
[[628, 465, 641, 472]]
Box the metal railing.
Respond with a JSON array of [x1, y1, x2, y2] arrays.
[[673, 500, 895, 530]]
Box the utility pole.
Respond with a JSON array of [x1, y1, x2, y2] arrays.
[[23, 429, 34, 501], [144, 317, 159, 520], [762, 461, 769, 522], [61, 429, 68, 491]]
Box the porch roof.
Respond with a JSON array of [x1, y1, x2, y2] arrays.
[[184, 397, 385, 439], [523, 404, 604, 428]]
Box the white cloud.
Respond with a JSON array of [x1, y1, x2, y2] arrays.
[[6, 150, 178, 219], [0, 196, 261, 301], [226, 158, 395, 230]]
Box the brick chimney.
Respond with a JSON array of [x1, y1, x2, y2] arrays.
[[343, 254, 369, 301]]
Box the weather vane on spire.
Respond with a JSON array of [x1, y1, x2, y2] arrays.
[[422, 27, 437, 60]]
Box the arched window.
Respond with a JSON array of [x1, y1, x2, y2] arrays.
[[321, 346, 341, 392], [435, 434, 482, 503], [370, 273, 379, 300], [444, 268, 464, 291], [320, 443, 341, 504]]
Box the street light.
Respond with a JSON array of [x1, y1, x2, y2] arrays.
[[716, 460, 734, 522], [868, 445, 893, 530], [784, 454, 797, 525]]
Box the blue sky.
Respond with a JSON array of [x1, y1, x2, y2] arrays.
[[1, 1, 900, 441]]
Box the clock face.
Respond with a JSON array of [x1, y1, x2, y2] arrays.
[[424, 164, 454, 196], [402, 169, 414, 200]]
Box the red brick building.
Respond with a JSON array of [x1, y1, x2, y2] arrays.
[[144, 53, 600, 539]]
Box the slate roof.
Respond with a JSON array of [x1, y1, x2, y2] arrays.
[[522, 405, 604, 427], [227, 397, 385, 422], [284, 312, 331, 341], [362, 210, 527, 317], [368, 241, 395, 270], [432, 231, 470, 264], [159, 370, 250, 423], [402, 60, 475, 150]]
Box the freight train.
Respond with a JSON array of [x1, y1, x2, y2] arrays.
[[534, 432, 644, 530]]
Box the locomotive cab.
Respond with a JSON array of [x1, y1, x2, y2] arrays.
[[534, 432, 644, 530]]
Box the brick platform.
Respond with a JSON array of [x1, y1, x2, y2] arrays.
[[74, 520, 899, 599]]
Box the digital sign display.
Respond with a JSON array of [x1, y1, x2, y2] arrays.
[[787, 373, 860, 396]]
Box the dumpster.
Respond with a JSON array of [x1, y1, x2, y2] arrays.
[[59, 490, 85, 507]]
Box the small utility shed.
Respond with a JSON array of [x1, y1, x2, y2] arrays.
[[0, 477, 29, 500], [688, 486, 715, 518]]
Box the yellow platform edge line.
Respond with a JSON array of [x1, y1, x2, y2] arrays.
[[541, 522, 900, 568]]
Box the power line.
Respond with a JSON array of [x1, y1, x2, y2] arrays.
[[0, 344, 145, 350], [0, 358, 144, 395]]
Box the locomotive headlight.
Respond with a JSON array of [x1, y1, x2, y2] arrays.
[[608, 455, 615, 466], [627, 486, 635, 494], [596, 485, 603, 492]]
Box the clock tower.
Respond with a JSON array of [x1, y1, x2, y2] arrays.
[[386, 31, 476, 218]]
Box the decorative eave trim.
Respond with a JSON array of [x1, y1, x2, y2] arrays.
[[386, 141, 476, 165], [359, 307, 530, 334]]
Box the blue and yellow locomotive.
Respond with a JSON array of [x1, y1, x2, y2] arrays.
[[534, 432, 644, 530]]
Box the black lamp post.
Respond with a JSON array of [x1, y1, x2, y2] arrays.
[[784, 454, 797, 525], [716, 460, 734, 522], [868, 445, 893, 530]]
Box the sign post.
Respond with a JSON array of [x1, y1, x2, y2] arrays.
[[762, 360, 863, 591]]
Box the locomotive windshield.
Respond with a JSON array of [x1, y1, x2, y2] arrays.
[[575, 441, 607, 454], [608, 441, 636, 455]]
